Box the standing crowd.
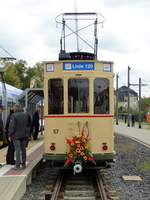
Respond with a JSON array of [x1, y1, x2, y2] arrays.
[[0, 104, 40, 170]]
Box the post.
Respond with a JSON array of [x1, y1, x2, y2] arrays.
[[0, 72, 7, 125], [25, 89, 28, 111], [138, 78, 142, 128], [116, 74, 119, 125], [62, 18, 66, 51], [94, 18, 98, 59], [74, 0, 79, 52], [40, 99, 44, 135], [127, 66, 131, 127]]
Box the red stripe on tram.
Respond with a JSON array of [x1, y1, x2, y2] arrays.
[[44, 115, 114, 118]]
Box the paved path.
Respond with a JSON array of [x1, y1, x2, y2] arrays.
[[115, 122, 150, 146]]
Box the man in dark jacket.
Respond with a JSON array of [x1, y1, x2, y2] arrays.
[[8, 104, 29, 169]]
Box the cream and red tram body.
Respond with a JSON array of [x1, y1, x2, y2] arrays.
[[43, 58, 114, 167], [43, 13, 114, 170]]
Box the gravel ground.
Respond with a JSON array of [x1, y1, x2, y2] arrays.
[[22, 164, 59, 200], [108, 133, 150, 200]]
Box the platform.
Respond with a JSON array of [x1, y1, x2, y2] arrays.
[[0, 137, 44, 200], [115, 122, 150, 146]]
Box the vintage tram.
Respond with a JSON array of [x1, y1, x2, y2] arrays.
[[43, 13, 114, 173]]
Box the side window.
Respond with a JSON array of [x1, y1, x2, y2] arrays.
[[68, 78, 89, 113], [48, 79, 64, 114], [94, 78, 109, 114]]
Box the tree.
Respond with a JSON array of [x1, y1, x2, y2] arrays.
[[4, 61, 22, 88], [32, 62, 44, 87], [4, 60, 44, 90], [141, 97, 150, 112], [26, 62, 44, 88], [14, 60, 28, 89]]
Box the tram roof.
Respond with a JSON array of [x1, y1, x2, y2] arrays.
[[43, 59, 114, 64]]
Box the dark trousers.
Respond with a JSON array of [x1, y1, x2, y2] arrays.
[[6, 141, 15, 164], [33, 125, 39, 140]]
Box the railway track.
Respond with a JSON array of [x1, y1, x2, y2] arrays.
[[48, 169, 116, 200]]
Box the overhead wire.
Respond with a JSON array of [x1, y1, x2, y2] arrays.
[[116, 66, 150, 97], [0, 45, 15, 59]]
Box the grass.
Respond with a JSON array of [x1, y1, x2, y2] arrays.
[[136, 162, 150, 172]]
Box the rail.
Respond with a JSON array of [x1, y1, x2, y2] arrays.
[[95, 170, 108, 200], [50, 170, 64, 200], [47, 169, 110, 200]]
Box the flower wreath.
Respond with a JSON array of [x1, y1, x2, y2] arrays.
[[64, 122, 96, 167]]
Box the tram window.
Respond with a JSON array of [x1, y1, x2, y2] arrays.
[[68, 78, 89, 113], [48, 79, 64, 114], [94, 78, 109, 114]]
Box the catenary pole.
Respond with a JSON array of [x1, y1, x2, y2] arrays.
[[127, 66, 131, 127], [116, 74, 119, 125], [138, 78, 142, 128]]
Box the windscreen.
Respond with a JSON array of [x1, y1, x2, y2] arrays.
[[68, 78, 89, 113], [94, 78, 109, 114], [48, 79, 64, 114]]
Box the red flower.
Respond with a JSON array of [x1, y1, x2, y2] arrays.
[[66, 139, 75, 147], [70, 141, 75, 146], [87, 156, 93, 161], [66, 139, 72, 145], [65, 159, 72, 166], [87, 156, 96, 164]]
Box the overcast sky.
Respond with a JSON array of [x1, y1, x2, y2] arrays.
[[0, 0, 150, 96]]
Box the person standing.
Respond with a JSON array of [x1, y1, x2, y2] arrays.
[[5, 108, 15, 164], [24, 108, 32, 140], [124, 115, 127, 124], [131, 114, 135, 127], [8, 104, 29, 169], [32, 108, 40, 140], [0, 105, 4, 148]]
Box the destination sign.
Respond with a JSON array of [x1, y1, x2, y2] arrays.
[[63, 62, 95, 71]]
